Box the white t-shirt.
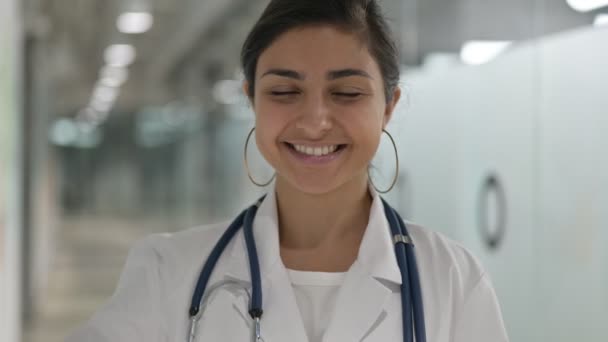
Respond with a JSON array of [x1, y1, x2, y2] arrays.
[[287, 269, 346, 342]]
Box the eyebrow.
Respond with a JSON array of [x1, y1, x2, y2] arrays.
[[260, 68, 373, 80], [327, 68, 372, 80], [261, 69, 304, 80]]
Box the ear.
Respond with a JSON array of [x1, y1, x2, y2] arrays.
[[242, 80, 254, 104], [383, 86, 401, 128]]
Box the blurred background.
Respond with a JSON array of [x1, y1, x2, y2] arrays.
[[1, 0, 607, 341]]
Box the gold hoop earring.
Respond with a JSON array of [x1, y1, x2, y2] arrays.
[[369, 129, 399, 194], [244, 127, 275, 187]]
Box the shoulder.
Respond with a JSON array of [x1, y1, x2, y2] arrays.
[[66, 222, 236, 341], [140, 220, 231, 254], [126, 221, 233, 286], [403, 220, 486, 296], [403, 222, 509, 340]]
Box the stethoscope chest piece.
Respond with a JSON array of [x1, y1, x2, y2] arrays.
[[253, 316, 263, 342]]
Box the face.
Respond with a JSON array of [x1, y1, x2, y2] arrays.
[[246, 25, 400, 195]]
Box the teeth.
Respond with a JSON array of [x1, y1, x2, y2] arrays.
[[292, 144, 339, 156]]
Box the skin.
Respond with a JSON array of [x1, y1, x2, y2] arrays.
[[244, 25, 401, 272]]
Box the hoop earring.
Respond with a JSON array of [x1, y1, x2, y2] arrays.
[[243, 127, 275, 187], [369, 129, 399, 194]]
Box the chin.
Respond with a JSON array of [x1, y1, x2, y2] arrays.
[[277, 171, 367, 197], [291, 179, 340, 196], [274, 172, 335, 195]]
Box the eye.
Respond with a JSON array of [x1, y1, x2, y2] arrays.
[[333, 92, 363, 98], [271, 91, 299, 96]]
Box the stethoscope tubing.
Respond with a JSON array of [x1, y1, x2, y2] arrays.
[[242, 197, 264, 318], [189, 196, 426, 342], [382, 198, 414, 342], [189, 209, 248, 317], [395, 206, 427, 342]]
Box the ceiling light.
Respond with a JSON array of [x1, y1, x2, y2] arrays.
[[117, 11, 153, 34], [104, 44, 136, 67], [93, 85, 119, 104], [90, 97, 114, 113], [460, 40, 512, 65], [49, 119, 78, 146], [99, 65, 129, 87], [76, 107, 108, 126], [566, 0, 608, 12], [594, 13, 608, 26]]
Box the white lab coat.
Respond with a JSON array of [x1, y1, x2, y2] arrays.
[[67, 185, 509, 342]]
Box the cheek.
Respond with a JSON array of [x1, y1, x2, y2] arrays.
[[254, 104, 284, 163], [348, 106, 385, 153], [360, 128, 383, 159]]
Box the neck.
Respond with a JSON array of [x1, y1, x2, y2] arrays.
[[274, 173, 372, 271]]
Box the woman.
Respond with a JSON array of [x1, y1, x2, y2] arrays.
[[68, 0, 509, 341]]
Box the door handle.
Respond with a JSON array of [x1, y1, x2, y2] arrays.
[[477, 172, 508, 251]]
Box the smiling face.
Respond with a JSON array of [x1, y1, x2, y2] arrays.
[[247, 25, 400, 195]]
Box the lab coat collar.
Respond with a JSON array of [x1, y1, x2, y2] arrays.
[[225, 184, 282, 280], [222, 182, 403, 342], [358, 183, 403, 285], [224, 182, 402, 285]]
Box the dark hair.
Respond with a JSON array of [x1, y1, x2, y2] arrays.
[[240, 0, 400, 103]]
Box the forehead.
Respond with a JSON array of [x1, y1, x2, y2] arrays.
[[256, 25, 381, 78]]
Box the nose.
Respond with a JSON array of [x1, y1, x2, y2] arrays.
[[295, 93, 333, 138]]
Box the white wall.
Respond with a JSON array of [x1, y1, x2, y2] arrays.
[[0, 0, 23, 341]]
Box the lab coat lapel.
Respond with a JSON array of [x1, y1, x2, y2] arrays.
[[323, 186, 403, 341], [323, 261, 394, 342], [259, 261, 309, 342], [223, 187, 309, 342]]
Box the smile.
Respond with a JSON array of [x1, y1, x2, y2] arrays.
[[283, 142, 348, 163], [294, 144, 337, 156]]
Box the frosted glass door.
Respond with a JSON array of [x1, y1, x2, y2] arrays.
[[391, 66, 474, 238], [456, 46, 539, 342], [537, 27, 608, 342]]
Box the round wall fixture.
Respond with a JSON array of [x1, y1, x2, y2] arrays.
[[477, 172, 508, 250]]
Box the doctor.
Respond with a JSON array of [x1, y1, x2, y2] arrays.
[[68, 0, 509, 341]]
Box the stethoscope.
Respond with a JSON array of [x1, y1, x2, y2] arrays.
[[187, 195, 427, 342]]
